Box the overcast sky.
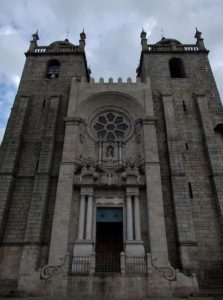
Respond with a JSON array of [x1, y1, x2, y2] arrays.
[[0, 0, 223, 142]]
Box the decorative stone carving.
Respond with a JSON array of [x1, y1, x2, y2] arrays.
[[73, 157, 146, 187], [41, 253, 69, 279], [147, 253, 176, 281], [106, 145, 114, 157]]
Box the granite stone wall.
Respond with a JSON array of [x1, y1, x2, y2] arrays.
[[139, 50, 223, 274], [0, 46, 89, 282]]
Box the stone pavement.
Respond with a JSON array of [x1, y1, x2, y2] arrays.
[[0, 297, 220, 300]]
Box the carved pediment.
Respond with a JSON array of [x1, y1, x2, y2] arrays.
[[73, 157, 145, 187]]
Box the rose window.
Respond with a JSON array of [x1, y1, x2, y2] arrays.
[[93, 112, 129, 140]]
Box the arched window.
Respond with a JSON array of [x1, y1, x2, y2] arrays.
[[47, 60, 60, 79], [169, 58, 185, 78], [214, 123, 223, 135]]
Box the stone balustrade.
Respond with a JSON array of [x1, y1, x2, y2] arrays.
[[146, 44, 201, 52], [32, 45, 81, 54]]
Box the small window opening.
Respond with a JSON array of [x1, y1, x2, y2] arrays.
[[47, 60, 60, 79], [35, 160, 39, 171], [182, 100, 186, 112], [185, 143, 189, 150], [188, 182, 193, 199], [169, 58, 185, 78], [42, 99, 46, 109]]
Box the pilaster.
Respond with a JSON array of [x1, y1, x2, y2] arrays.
[[162, 93, 198, 271], [19, 96, 60, 285], [0, 96, 29, 239], [142, 116, 169, 264], [48, 116, 80, 266], [196, 95, 223, 225]]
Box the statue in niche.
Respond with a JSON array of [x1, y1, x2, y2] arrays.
[[106, 145, 114, 158]]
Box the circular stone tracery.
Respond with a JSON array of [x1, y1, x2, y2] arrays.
[[105, 123, 116, 131], [93, 112, 129, 140]]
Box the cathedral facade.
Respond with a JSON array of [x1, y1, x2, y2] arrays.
[[0, 29, 223, 298]]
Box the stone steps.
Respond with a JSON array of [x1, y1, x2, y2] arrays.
[[0, 288, 222, 299], [0, 298, 216, 300]]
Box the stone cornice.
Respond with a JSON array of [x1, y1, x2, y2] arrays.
[[139, 116, 157, 125], [63, 117, 83, 125]]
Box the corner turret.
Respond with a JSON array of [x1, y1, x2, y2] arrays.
[[140, 28, 148, 50], [194, 27, 206, 50], [29, 30, 39, 51], [79, 29, 86, 50]]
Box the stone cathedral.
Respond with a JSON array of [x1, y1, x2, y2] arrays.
[[0, 29, 223, 298]]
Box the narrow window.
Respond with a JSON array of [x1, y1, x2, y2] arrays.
[[47, 60, 60, 79], [169, 58, 185, 78], [42, 99, 46, 109], [188, 182, 193, 199], [182, 100, 186, 112], [185, 143, 189, 150], [35, 160, 39, 171]]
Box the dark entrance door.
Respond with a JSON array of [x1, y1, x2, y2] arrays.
[[96, 207, 123, 272]]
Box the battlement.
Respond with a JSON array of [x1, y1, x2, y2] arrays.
[[88, 77, 143, 84]]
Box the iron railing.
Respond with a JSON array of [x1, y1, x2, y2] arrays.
[[96, 255, 120, 273], [71, 253, 148, 275]]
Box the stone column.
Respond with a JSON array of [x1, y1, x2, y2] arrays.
[[73, 187, 94, 257], [77, 194, 86, 240], [134, 195, 141, 240], [98, 141, 102, 164], [118, 141, 122, 162], [86, 194, 93, 240], [126, 195, 133, 241], [125, 188, 145, 256]]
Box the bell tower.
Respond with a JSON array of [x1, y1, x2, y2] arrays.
[[137, 29, 223, 278], [0, 31, 90, 287]]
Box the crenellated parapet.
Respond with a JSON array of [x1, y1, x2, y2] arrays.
[[77, 76, 145, 85]]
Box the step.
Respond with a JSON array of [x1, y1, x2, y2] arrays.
[[0, 298, 216, 300]]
